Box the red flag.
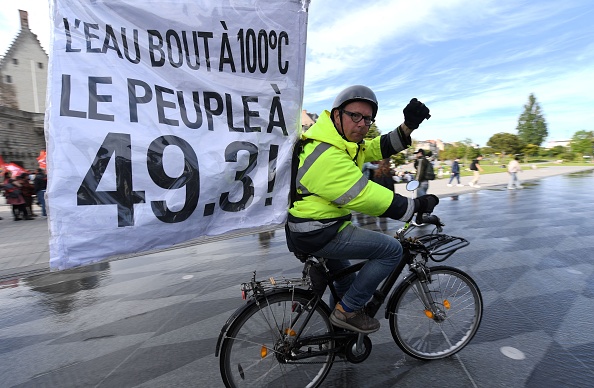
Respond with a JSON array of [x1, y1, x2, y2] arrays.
[[37, 150, 47, 170], [4, 162, 28, 177]]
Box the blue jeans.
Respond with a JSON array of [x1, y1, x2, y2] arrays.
[[417, 181, 429, 197], [312, 224, 402, 311], [448, 173, 460, 184], [37, 190, 46, 216], [508, 172, 521, 188]]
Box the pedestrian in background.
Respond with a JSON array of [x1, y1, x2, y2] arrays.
[[34, 168, 47, 217], [373, 159, 396, 232], [507, 156, 523, 189], [362, 161, 378, 180], [413, 149, 430, 196], [4, 174, 31, 221], [469, 155, 484, 188], [447, 157, 463, 187], [18, 173, 36, 217]]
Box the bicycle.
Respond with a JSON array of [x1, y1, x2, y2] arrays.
[[215, 205, 483, 387]]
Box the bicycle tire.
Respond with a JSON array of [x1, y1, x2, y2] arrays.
[[388, 266, 482, 360], [219, 289, 335, 387]]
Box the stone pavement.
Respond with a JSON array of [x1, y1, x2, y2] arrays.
[[1, 165, 594, 387], [1, 164, 592, 280]]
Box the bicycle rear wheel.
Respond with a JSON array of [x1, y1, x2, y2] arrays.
[[388, 266, 482, 360], [219, 289, 335, 387]]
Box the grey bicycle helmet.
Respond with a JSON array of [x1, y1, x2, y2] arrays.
[[332, 85, 378, 118]]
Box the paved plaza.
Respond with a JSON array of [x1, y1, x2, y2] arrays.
[[1, 165, 594, 387]]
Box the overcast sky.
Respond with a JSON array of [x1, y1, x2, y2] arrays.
[[1, 0, 593, 147]]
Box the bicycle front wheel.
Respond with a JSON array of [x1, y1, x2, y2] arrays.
[[388, 266, 482, 360], [219, 289, 335, 387]]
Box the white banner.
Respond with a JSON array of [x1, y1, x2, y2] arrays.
[[46, 0, 309, 269]]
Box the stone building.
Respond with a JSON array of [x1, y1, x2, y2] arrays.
[[0, 10, 47, 171]]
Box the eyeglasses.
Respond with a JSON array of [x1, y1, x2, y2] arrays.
[[341, 110, 375, 126]]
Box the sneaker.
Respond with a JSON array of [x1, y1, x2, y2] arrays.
[[330, 303, 380, 334], [468, 182, 474, 187], [457, 184, 464, 187], [474, 184, 481, 188], [507, 187, 515, 190], [447, 184, 452, 187]]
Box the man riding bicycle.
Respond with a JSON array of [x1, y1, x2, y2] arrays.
[[285, 85, 438, 334]]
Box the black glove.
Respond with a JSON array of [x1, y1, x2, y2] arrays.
[[414, 194, 439, 215], [403, 98, 431, 130]]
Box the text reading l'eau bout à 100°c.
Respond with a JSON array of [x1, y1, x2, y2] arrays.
[[62, 18, 290, 74], [77, 132, 280, 227]]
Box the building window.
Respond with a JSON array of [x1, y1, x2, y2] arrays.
[[38, 62, 44, 69], [12, 58, 18, 65], [5, 75, 12, 83]]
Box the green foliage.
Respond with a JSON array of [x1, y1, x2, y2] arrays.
[[538, 148, 550, 158], [480, 146, 493, 156], [487, 132, 524, 155], [440, 144, 458, 160], [438, 141, 477, 163], [391, 153, 406, 167], [523, 144, 540, 157], [466, 147, 481, 160], [516, 94, 548, 146], [562, 151, 576, 161], [570, 130, 594, 156], [365, 123, 381, 139], [548, 145, 566, 158]]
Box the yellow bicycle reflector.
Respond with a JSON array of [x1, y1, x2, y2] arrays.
[[424, 310, 434, 319], [261, 346, 268, 358], [444, 300, 451, 309], [285, 328, 296, 336]]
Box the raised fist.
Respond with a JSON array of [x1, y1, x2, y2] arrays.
[[403, 98, 431, 129]]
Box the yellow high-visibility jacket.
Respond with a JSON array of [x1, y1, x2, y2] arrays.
[[286, 110, 415, 253]]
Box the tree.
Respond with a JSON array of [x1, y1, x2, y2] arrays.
[[523, 144, 540, 158], [480, 146, 493, 157], [548, 145, 566, 158], [487, 132, 524, 155], [390, 153, 406, 167], [365, 123, 381, 139], [570, 130, 594, 157], [516, 94, 548, 146]]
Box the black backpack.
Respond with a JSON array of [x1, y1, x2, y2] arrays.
[[424, 160, 436, 180]]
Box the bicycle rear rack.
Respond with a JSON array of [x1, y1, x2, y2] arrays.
[[240, 272, 312, 299]]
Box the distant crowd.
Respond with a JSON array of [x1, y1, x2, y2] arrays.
[[1, 169, 47, 221]]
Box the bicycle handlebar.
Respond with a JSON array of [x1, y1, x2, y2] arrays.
[[419, 214, 443, 227]]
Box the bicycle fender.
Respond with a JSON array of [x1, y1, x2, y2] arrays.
[[215, 300, 254, 357], [214, 288, 318, 357], [384, 274, 418, 320]]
